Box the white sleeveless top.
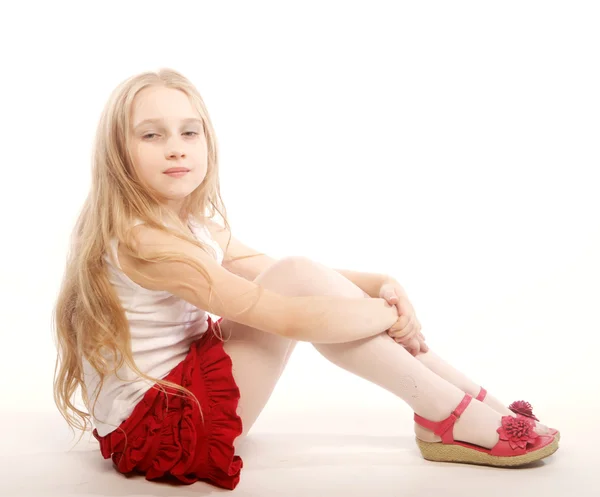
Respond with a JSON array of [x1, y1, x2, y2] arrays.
[[82, 218, 224, 437]]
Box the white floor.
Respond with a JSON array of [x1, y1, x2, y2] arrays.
[[2, 342, 597, 497], [0, 410, 594, 497]]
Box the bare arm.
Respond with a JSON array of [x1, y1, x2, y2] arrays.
[[332, 268, 391, 298], [285, 295, 399, 343], [119, 225, 398, 343]]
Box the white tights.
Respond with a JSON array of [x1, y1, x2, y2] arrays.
[[220, 257, 537, 449]]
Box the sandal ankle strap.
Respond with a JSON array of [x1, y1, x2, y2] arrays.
[[476, 386, 487, 401], [414, 394, 473, 443]]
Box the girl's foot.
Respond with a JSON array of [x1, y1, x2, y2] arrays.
[[415, 397, 553, 441], [476, 387, 558, 438], [414, 397, 505, 448], [414, 351, 557, 437], [414, 394, 558, 467]]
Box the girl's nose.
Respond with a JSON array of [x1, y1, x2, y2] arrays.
[[167, 149, 186, 159], [165, 142, 186, 159], [165, 134, 187, 159]]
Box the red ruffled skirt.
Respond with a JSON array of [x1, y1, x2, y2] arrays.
[[93, 316, 244, 490]]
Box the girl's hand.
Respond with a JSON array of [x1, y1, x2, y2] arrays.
[[386, 313, 423, 355], [387, 301, 427, 355], [379, 280, 428, 355]]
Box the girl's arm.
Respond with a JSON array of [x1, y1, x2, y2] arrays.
[[119, 225, 399, 343], [332, 268, 392, 298], [205, 219, 398, 300], [204, 219, 278, 281]]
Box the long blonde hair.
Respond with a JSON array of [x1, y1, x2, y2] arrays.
[[53, 68, 262, 443]]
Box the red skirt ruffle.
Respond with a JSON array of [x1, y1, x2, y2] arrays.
[[93, 316, 244, 490]]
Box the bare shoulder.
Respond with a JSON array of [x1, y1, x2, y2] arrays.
[[116, 224, 194, 289], [123, 223, 188, 257]]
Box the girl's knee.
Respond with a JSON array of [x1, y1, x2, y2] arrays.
[[267, 256, 314, 276], [258, 255, 369, 299], [255, 256, 315, 296]]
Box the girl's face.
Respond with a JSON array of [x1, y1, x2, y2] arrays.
[[129, 86, 208, 213]]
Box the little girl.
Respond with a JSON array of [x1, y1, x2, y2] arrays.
[[53, 68, 559, 491]]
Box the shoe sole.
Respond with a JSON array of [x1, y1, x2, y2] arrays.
[[415, 435, 559, 467]]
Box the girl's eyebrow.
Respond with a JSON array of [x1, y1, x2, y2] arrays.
[[133, 117, 203, 130]]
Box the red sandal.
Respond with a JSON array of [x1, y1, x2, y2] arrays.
[[477, 387, 560, 440], [414, 393, 559, 467]]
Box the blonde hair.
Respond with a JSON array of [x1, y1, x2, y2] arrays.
[[53, 68, 262, 444]]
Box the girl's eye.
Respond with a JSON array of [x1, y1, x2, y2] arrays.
[[142, 131, 198, 140]]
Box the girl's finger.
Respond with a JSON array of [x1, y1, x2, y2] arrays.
[[397, 338, 412, 352], [404, 314, 416, 334], [393, 327, 415, 342], [392, 323, 414, 340], [401, 297, 414, 315], [395, 333, 414, 344], [408, 337, 420, 356], [385, 294, 400, 313]]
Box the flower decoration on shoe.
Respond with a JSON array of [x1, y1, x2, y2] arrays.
[[497, 415, 539, 450], [508, 400, 540, 421]]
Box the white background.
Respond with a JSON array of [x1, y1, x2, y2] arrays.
[[0, 1, 598, 496]]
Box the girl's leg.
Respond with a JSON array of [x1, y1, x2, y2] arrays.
[[222, 256, 508, 448], [414, 350, 552, 432], [219, 257, 300, 441]]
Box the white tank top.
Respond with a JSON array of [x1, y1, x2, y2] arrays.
[[82, 218, 224, 437]]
